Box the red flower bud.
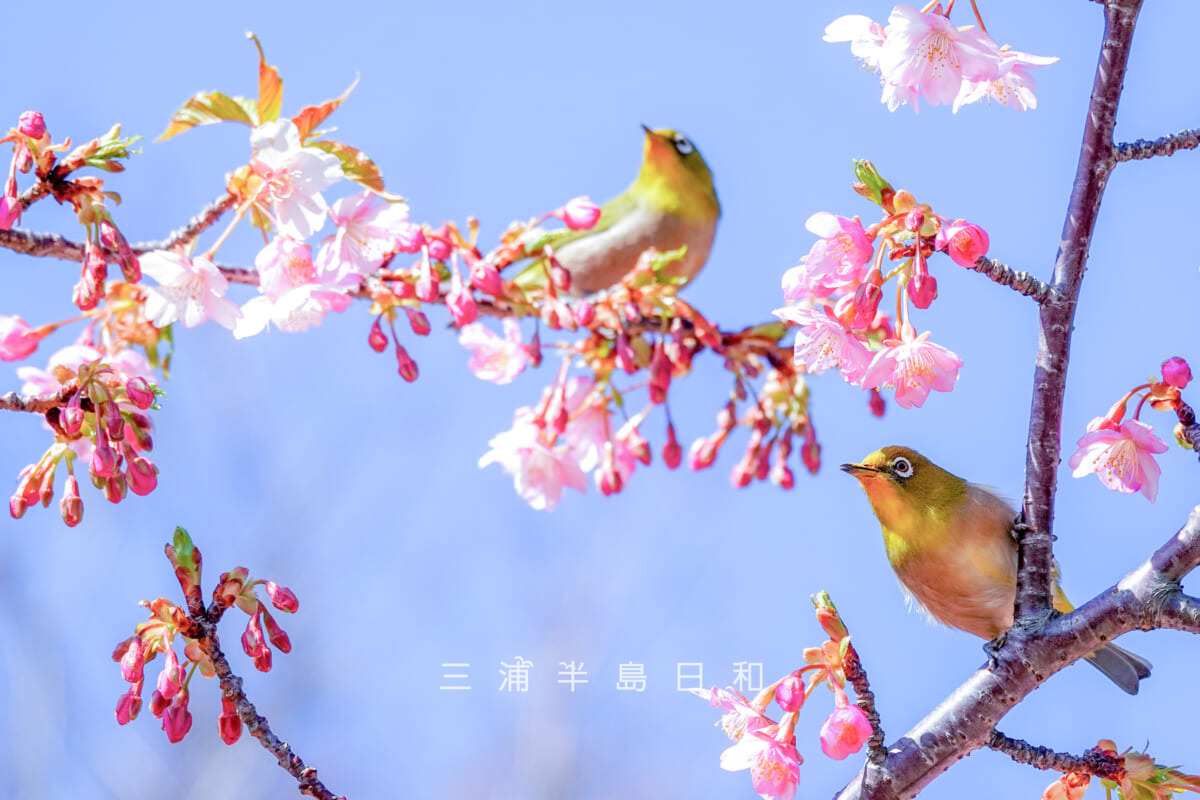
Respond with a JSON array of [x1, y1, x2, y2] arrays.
[[1162, 356, 1192, 389], [60, 475, 83, 526], [368, 317, 388, 352], [18, 110, 46, 139], [663, 424, 682, 470], [125, 377, 155, 410]]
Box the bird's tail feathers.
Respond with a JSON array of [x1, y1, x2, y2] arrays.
[[1085, 642, 1152, 695]]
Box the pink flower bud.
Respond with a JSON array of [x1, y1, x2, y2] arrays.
[[118, 638, 145, 683], [851, 282, 882, 329], [37, 466, 56, 508], [90, 432, 118, 479], [776, 671, 806, 712], [18, 110, 45, 139], [124, 414, 153, 451], [415, 262, 439, 302], [868, 388, 886, 418], [941, 220, 989, 267], [663, 424, 682, 469], [392, 279, 416, 300], [689, 436, 719, 470], [574, 299, 595, 327], [405, 306, 431, 336], [730, 454, 754, 488], [265, 581, 299, 613], [395, 343, 419, 383], [60, 476, 83, 526], [620, 426, 652, 466], [9, 493, 26, 519], [427, 227, 452, 261], [149, 689, 170, 718], [615, 331, 637, 374], [124, 377, 154, 409], [102, 399, 125, 440], [0, 315, 40, 361], [368, 318, 388, 352], [446, 273, 478, 326], [526, 332, 543, 367], [469, 260, 503, 296], [555, 196, 602, 231], [801, 438, 821, 475], [395, 223, 426, 253], [0, 195, 20, 230], [218, 696, 242, 745], [770, 463, 795, 489], [1162, 356, 1192, 389], [162, 692, 193, 743], [126, 456, 158, 496], [156, 648, 183, 701], [907, 259, 937, 310], [904, 208, 925, 231], [550, 264, 572, 293], [242, 611, 273, 672], [262, 607, 292, 653], [99, 219, 141, 283], [115, 688, 142, 725], [820, 703, 872, 760], [104, 474, 127, 504]]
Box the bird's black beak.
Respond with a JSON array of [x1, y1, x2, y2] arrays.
[[840, 462, 877, 477], [640, 123, 654, 136]]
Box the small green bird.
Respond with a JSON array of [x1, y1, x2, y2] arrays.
[[841, 446, 1152, 694], [518, 125, 720, 294]]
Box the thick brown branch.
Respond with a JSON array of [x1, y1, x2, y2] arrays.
[[1016, 0, 1143, 622], [192, 608, 343, 800], [1114, 128, 1200, 163], [0, 381, 80, 415], [988, 731, 1124, 781], [965, 256, 1055, 304], [1155, 591, 1200, 635]]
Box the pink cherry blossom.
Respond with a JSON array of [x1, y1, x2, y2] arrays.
[[234, 237, 359, 338], [557, 376, 609, 471], [0, 315, 40, 361], [861, 326, 962, 408], [249, 119, 344, 240], [824, 15, 886, 68], [140, 251, 242, 331], [315, 190, 411, 277], [1068, 417, 1169, 502], [0, 194, 19, 230], [774, 306, 872, 384], [875, 5, 1004, 113], [16, 344, 104, 396], [954, 48, 1060, 113], [459, 318, 529, 384], [691, 686, 773, 742], [820, 703, 872, 760], [720, 728, 801, 800], [782, 214, 873, 301], [446, 270, 478, 326], [478, 410, 587, 511]]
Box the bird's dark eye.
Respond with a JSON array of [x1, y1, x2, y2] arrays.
[[891, 456, 914, 479], [672, 135, 694, 155]]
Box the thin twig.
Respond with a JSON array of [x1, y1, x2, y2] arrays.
[[1114, 128, 1200, 163], [131, 192, 238, 253], [0, 381, 80, 415], [965, 257, 1056, 304], [1175, 400, 1200, 464], [191, 608, 343, 800], [988, 731, 1125, 781], [843, 642, 886, 768]]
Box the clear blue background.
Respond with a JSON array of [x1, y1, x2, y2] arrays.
[[1, 2, 1197, 798]]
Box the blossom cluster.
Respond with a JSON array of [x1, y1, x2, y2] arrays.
[[112, 528, 299, 744], [774, 161, 986, 409], [692, 593, 872, 800], [825, 3, 1058, 114], [1042, 739, 1200, 800], [1067, 357, 1192, 503]]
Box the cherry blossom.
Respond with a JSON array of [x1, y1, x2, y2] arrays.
[[819, 701, 872, 760], [458, 319, 529, 384], [720, 726, 801, 800], [691, 686, 773, 742], [782, 214, 873, 301], [0, 315, 40, 361], [234, 238, 358, 338], [141, 251, 242, 331], [955, 48, 1060, 113], [249, 119, 343, 240], [478, 410, 587, 511], [315, 190, 411, 277], [773, 306, 872, 384], [860, 325, 961, 408], [554, 196, 602, 231], [1068, 417, 1169, 502]]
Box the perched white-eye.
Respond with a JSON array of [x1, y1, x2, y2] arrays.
[[841, 446, 1151, 694], [518, 125, 720, 294]]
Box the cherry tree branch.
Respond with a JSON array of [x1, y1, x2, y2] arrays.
[[1114, 127, 1200, 163], [187, 603, 343, 800], [1015, 0, 1143, 622], [0, 381, 80, 415], [130, 191, 237, 253], [1175, 400, 1200, 463], [843, 642, 886, 768], [988, 731, 1124, 780], [965, 256, 1056, 304]]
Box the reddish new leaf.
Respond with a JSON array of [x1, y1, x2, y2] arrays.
[[156, 91, 258, 142], [292, 76, 359, 143], [248, 33, 283, 124]]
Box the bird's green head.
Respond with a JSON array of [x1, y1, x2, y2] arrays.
[[840, 446, 968, 534], [633, 125, 720, 221]]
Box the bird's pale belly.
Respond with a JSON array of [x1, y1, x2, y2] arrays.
[[555, 204, 716, 294]]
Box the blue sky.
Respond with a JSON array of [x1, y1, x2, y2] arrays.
[[1, 2, 1198, 798]]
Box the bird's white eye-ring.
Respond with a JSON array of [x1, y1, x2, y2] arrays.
[[672, 135, 694, 155], [891, 456, 914, 479]]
